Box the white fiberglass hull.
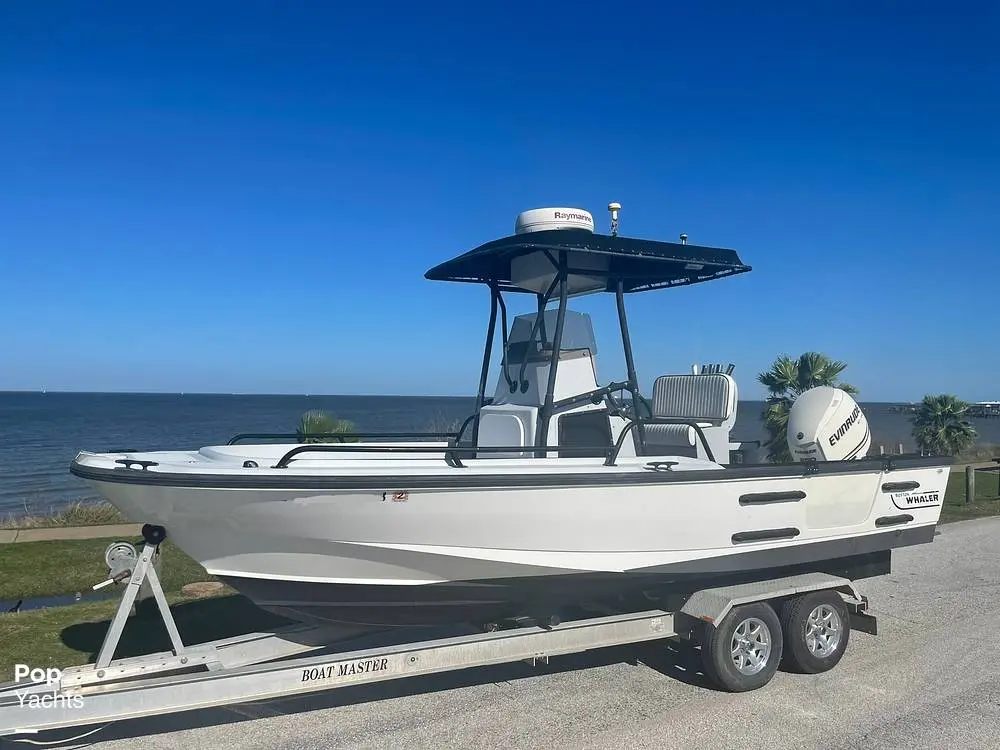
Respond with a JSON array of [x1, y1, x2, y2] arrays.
[[71, 445, 951, 627]]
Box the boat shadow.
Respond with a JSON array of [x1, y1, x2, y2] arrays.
[[59, 593, 297, 661], [37, 594, 716, 744]]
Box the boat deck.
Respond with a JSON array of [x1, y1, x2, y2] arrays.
[[73, 443, 725, 478]]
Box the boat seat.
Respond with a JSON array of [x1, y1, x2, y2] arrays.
[[641, 373, 737, 458], [649, 373, 736, 425]]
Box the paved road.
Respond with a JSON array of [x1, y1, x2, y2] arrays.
[[5, 517, 1000, 750]]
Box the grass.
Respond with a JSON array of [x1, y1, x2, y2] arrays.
[[940, 462, 1000, 524], [954, 442, 1000, 462], [0, 538, 218, 602], [0, 592, 294, 677], [0, 534, 272, 679], [1, 500, 128, 529], [424, 413, 465, 435]]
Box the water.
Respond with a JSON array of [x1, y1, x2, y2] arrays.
[[1, 589, 120, 614], [0, 392, 474, 515], [2, 392, 999, 517]]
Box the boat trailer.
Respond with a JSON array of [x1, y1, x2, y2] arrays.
[[0, 527, 879, 740]]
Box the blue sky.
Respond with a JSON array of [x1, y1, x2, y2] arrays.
[[1, 1, 997, 401]]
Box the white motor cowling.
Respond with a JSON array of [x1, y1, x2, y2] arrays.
[[787, 386, 871, 462]]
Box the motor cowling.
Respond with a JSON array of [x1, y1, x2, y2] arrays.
[[787, 386, 871, 462]]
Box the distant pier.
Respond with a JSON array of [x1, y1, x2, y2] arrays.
[[888, 402, 1000, 418]]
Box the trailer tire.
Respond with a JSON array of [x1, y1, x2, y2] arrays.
[[779, 590, 849, 674], [701, 602, 782, 692]]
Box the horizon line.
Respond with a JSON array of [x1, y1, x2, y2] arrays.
[[0, 389, 929, 404]]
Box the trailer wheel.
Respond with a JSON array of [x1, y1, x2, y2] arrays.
[[701, 602, 783, 692], [779, 590, 849, 674]]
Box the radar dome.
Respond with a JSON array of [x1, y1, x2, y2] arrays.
[[786, 386, 871, 462], [515, 208, 594, 235]]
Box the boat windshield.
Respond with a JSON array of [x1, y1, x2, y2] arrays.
[[504, 309, 597, 365]]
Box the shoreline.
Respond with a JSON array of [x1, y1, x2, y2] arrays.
[[1, 500, 129, 530], [0, 523, 141, 544]]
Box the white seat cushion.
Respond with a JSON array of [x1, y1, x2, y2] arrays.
[[650, 374, 735, 425]]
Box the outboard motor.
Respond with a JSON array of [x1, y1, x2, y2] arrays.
[[787, 386, 871, 461]]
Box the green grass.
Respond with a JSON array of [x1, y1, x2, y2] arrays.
[[955, 443, 1000, 462], [0, 534, 295, 679], [0, 538, 216, 601], [0, 593, 294, 677], [1, 500, 128, 529], [940, 464, 1000, 523]]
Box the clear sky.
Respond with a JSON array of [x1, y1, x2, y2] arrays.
[[1, 1, 997, 401]]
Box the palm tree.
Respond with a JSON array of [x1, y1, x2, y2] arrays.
[[910, 394, 977, 456], [296, 410, 360, 443], [757, 352, 858, 463]]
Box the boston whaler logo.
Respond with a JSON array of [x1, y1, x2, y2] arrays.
[[301, 656, 391, 684], [829, 405, 862, 446], [890, 490, 941, 511]]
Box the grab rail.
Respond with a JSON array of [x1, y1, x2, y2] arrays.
[[273, 444, 474, 469], [227, 432, 459, 445], [272, 443, 620, 470], [270, 415, 720, 469], [606, 418, 716, 465]]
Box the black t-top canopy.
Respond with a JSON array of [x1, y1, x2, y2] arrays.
[[424, 229, 751, 294]]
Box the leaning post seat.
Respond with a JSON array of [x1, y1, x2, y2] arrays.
[[642, 372, 738, 460]]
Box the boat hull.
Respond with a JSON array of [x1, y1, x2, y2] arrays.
[[71, 450, 951, 628], [219, 544, 908, 628]]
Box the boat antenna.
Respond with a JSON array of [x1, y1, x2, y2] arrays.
[[679, 233, 688, 245], [608, 202, 621, 236]]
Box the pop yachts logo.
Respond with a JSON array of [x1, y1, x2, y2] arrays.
[[13, 664, 84, 709]]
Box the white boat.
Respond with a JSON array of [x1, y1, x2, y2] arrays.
[[71, 204, 952, 629]]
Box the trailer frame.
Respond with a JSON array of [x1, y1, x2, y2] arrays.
[[0, 531, 877, 739]]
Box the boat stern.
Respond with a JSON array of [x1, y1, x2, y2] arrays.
[[881, 461, 953, 526]]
